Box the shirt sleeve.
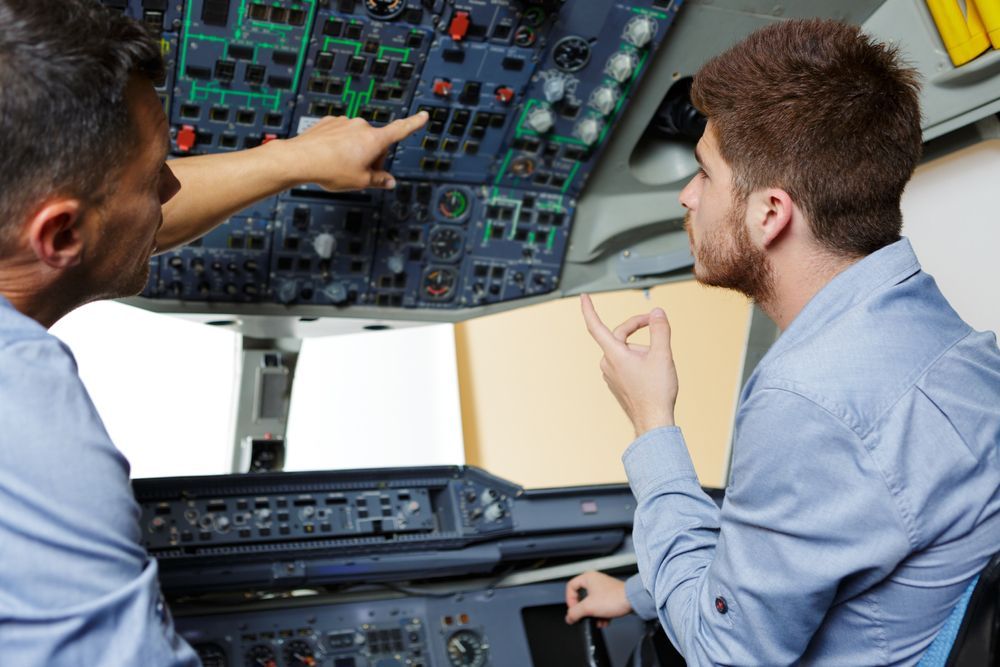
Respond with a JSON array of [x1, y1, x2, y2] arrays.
[[625, 573, 659, 620], [0, 336, 199, 667], [623, 389, 913, 665]]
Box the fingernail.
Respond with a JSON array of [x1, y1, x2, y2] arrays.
[[652, 307, 666, 318], [386, 177, 396, 189]]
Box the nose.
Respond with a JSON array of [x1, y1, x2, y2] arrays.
[[679, 173, 699, 210]]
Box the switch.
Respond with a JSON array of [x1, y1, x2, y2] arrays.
[[575, 117, 605, 146], [494, 86, 515, 104], [433, 79, 453, 97], [623, 16, 658, 48], [313, 233, 336, 259], [449, 11, 470, 41], [543, 76, 566, 103], [605, 51, 638, 83], [525, 106, 555, 134], [176, 124, 196, 152], [589, 85, 619, 116]]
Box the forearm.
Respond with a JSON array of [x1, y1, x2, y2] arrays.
[[157, 140, 298, 252]]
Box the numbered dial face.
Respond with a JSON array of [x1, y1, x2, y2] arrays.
[[553, 35, 592, 72], [429, 227, 464, 262], [423, 267, 458, 301], [283, 640, 317, 667], [365, 0, 405, 19], [437, 188, 471, 222], [447, 630, 488, 667], [244, 644, 277, 667]]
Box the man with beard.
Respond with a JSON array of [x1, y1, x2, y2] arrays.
[[563, 19, 1000, 665], [0, 1, 426, 663]]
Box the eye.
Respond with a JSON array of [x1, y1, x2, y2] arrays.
[[697, 167, 708, 179]]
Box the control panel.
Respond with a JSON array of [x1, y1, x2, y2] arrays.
[[175, 579, 649, 667], [99, 0, 682, 313], [133, 466, 637, 593]]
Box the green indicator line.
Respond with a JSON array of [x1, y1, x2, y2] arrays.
[[187, 33, 230, 44], [290, 1, 317, 93], [342, 75, 357, 115], [251, 21, 293, 30], [561, 162, 581, 194], [494, 149, 514, 186], [599, 49, 648, 145], [546, 227, 557, 251], [483, 221, 493, 245], [377, 46, 411, 62], [528, 232, 536, 245], [631, 6, 668, 20], [324, 37, 362, 55], [548, 135, 588, 146], [490, 186, 500, 201]]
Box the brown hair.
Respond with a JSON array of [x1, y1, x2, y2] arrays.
[[690, 19, 922, 257]]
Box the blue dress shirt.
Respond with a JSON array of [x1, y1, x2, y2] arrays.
[[0, 296, 199, 665], [622, 239, 1000, 665]]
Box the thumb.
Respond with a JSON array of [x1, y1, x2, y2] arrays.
[[565, 597, 593, 625], [648, 307, 671, 355], [368, 170, 397, 190]]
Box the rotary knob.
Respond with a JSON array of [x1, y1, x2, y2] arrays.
[[276, 279, 298, 304], [589, 85, 619, 116], [525, 106, 555, 134], [575, 117, 605, 146], [543, 76, 566, 103], [483, 502, 505, 522], [322, 281, 348, 304], [387, 254, 406, 275], [313, 233, 336, 260], [623, 16, 657, 48], [605, 51, 638, 83]]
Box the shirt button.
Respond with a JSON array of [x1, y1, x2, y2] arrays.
[[715, 596, 728, 614]]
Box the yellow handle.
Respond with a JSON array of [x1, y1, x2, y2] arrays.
[[972, 0, 1000, 47], [926, 0, 991, 65]]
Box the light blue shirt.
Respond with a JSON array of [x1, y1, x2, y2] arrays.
[[0, 296, 199, 665], [622, 239, 1000, 665]]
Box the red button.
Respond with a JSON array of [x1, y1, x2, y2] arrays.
[[176, 124, 196, 153], [433, 79, 453, 97], [715, 596, 728, 614], [495, 87, 515, 104], [449, 11, 470, 41], [262, 133, 278, 144]]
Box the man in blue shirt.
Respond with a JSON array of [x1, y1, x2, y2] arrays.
[[0, 1, 426, 663], [565, 19, 1000, 665]]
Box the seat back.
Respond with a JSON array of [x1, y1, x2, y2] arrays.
[[947, 551, 1000, 667]]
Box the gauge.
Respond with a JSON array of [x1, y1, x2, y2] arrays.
[[194, 643, 228, 667], [429, 227, 464, 262], [284, 640, 318, 667], [365, 0, 405, 19], [446, 630, 488, 667], [422, 267, 458, 301], [437, 188, 471, 222], [513, 25, 536, 47], [553, 35, 592, 72], [244, 644, 277, 667]]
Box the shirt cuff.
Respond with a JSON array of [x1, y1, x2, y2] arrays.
[[622, 426, 699, 499], [624, 572, 659, 620]]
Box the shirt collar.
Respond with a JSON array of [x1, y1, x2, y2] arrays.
[[758, 237, 922, 368]]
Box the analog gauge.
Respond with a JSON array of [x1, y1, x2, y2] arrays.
[[437, 188, 471, 222], [365, 0, 405, 19], [422, 267, 458, 301], [446, 630, 488, 667], [244, 644, 277, 667], [283, 640, 318, 667], [429, 227, 464, 262], [553, 35, 592, 72], [194, 643, 228, 667], [513, 25, 536, 47]]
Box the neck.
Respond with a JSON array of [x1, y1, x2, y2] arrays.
[[0, 262, 87, 329], [757, 244, 858, 331]]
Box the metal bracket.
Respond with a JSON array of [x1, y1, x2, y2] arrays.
[[615, 248, 694, 283]]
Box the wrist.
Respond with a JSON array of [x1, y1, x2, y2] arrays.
[[633, 416, 675, 438], [257, 137, 305, 190]]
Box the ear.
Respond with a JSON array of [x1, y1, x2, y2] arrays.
[[25, 199, 87, 269], [747, 188, 793, 249]]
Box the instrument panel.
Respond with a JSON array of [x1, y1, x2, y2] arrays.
[[98, 0, 681, 314]]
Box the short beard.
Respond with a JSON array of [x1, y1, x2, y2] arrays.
[[685, 199, 775, 304]]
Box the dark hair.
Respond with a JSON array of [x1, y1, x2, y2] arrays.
[[691, 19, 923, 257], [0, 0, 164, 254]]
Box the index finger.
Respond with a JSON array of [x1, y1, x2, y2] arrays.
[[377, 110, 429, 145], [580, 294, 617, 350]]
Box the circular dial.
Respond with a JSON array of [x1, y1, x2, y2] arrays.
[[422, 267, 458, 301], [244, 644, 277, 667], [553, 35, 591, 72], [446, 630, 488, 667], [429, 227, 464, 262], [283, 640, 317, 667], [437, 188, 471, 222], [194, 643, 228, 667], [365, 0, 405, 19]]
